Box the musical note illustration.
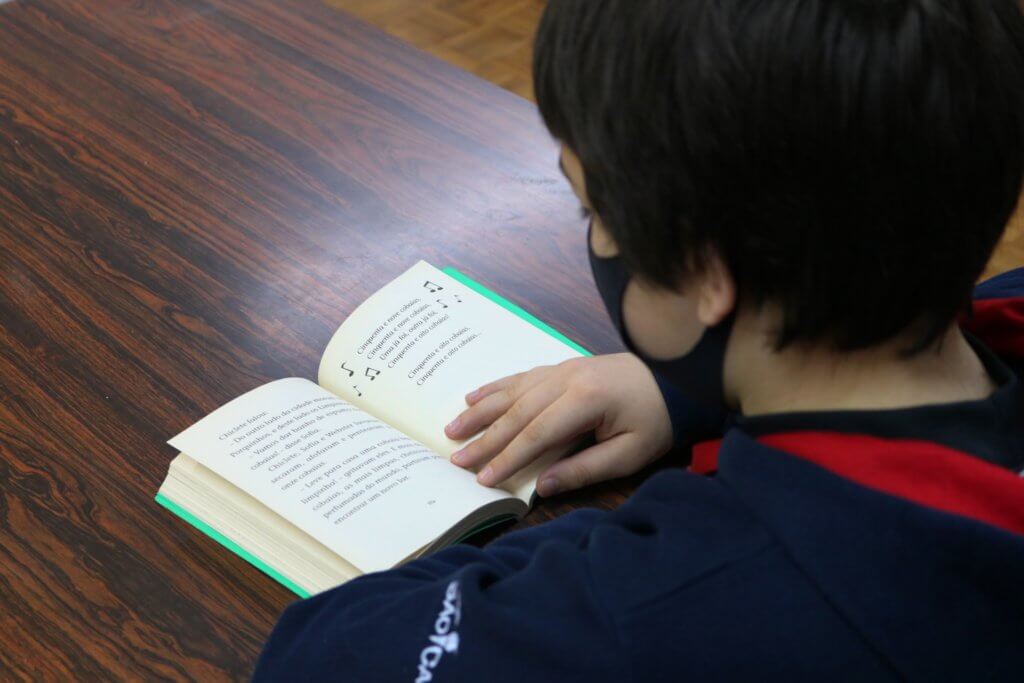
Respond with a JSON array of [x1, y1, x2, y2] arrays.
[[365, 367, 381, 381], [423, 280, 444, 294], [437, 298, 448, 309], [341, 361, 355, 378], [454, 294, 462, 303], [351, 385, 362, 397]]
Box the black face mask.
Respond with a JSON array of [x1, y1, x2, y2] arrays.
[[587, 223, 735, 411]]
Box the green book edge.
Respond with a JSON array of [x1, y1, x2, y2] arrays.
[[443, 266, 592, 358], [156, 266, 591, 598]]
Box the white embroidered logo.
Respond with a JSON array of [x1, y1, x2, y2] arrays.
[[414, 580, 462, 682]]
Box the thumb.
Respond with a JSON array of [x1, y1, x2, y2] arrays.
[[536, 433, 646, 497]]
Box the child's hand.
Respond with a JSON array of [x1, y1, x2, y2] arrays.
[[445, 353, 673, 497]]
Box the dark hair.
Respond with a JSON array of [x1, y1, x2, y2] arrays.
[[534, 0, 1024, 352]]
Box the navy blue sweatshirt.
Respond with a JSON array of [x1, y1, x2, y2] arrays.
[[253, 269, 1024, 681]]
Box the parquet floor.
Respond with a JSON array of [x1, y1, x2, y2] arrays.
[[326, 0, 1022, 277], [326, 0, 544, 101]]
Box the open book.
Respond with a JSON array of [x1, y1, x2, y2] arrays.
[[157, 262, 587, 597]]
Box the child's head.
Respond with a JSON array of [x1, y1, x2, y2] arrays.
[[535, 0, 1024, 360]]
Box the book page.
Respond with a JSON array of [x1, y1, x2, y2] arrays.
[[318, 261, 582, 501], [168, 378, 511, 573]]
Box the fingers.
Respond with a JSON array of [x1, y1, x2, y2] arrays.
[[535, 434, 644, 497], [463, 372, 524, 406], [445, 388, 515, 441], [450, 379, 566, 470], [476, 393, 603, 487], [446, 367, 553, 440]]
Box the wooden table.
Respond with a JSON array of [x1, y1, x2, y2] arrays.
[[0, 0, 633, 679], [3, 1, 1022, 680]]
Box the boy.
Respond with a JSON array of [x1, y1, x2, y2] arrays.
[[254, 0, 1024, 679]]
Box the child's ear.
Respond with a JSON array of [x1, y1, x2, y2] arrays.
[[695, 251, 736, 327]]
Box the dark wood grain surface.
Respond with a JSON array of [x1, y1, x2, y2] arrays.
[[4, 1, 1022, 680], [0, 0, 640, 679]]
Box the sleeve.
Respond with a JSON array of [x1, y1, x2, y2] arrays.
[[252, 508, 628, 683], [967, 268, 1024, 364], [652, 371, 730, 451]]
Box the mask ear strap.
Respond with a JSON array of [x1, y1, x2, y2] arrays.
[[642, 311, 737, 409], [587, 220, 631, 336], [587, 220, 737, 409]]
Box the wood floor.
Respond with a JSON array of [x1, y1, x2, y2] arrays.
[[326, 0, 544, 101], [327, 0, 1022, 277]]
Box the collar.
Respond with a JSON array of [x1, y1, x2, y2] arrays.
[[736, 332, 1023, 470], [691, 335, 1024, 535]]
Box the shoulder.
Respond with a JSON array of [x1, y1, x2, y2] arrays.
[[967, 267, 1024, 372], [585, 468, 775, 610], [974, 267, 1024, 300], [585, 468, 895, 681]]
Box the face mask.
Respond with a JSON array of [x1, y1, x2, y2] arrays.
[[587, 222, 735, 411]]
